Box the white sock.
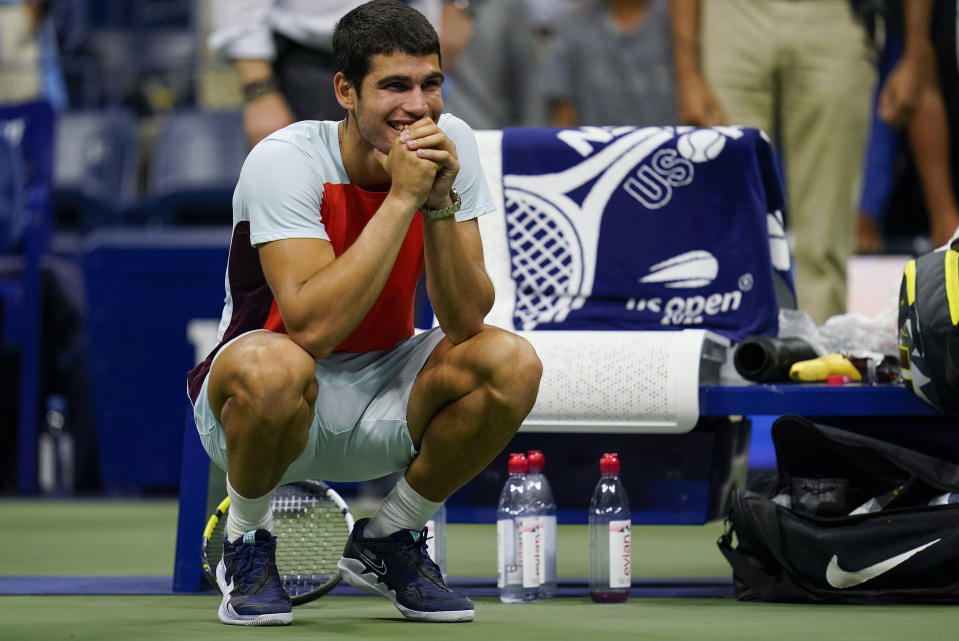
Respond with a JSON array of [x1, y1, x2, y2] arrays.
[[225, 477, 275, 542], [365, 475, 443, 539]]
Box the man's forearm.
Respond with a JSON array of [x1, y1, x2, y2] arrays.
[[264, 195, 421, 359], [669, 0, 703, 79], [900, 0, 932, 62], [234, 59, 275, 84], [422, 218, 493, 344]]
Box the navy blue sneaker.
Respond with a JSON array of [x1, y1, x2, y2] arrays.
[[216, 529, 293, 626], [337, 518, 474, 622]]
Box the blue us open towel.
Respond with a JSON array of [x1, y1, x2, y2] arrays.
[[500, 125, 794, 342]]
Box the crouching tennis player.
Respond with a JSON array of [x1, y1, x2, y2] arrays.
[[186, 0, 542, 626]]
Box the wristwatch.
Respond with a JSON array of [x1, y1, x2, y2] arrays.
[[421, 187, 461, 219]]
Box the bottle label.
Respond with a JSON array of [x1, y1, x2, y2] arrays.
[[426, 519, 436, 563], [539, 515, 557, 584], [497, 519, 520, 587], [519, 516, 541, 588], [608, 519, 631, 588]]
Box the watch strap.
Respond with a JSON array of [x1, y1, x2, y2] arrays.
[[421, 187, 462, 219]]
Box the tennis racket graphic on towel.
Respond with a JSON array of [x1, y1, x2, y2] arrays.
[[201, 479, 355, 605], [503, 127, 677, 330]]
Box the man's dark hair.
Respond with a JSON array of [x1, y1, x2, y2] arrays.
[[333, 0, 441, 92]]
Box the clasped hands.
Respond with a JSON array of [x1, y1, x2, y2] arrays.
[[375, 118, 460, 211]]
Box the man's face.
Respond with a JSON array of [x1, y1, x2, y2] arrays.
[[350, 51, 444, 154]]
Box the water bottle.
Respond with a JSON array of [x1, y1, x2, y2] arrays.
[[588, 452, 631, 603], [497, 452, 537, 603], [526, 449, 557, 599], [426, 503, 447, 580], [38, 394, 74, 494]]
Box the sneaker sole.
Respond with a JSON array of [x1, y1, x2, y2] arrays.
[[216, 559, 293, 626], [337, 557, 475, 623]]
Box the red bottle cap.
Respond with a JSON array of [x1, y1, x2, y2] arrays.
[[600, 452, 620, 475], [508, 452, 528, 474], [527, 450, 545, 472]]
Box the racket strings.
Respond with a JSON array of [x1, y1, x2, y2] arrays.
[[506, 193, 575, 328], [204, 491, 350, 597], [271, 493, 349, 595]]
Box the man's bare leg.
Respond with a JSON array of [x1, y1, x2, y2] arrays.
[[404, 328, 542, 500], [207, 332, 318, 532], [363, 326, 541, 541], [203, 331, 317, 626], [337, 327, 541, 622]]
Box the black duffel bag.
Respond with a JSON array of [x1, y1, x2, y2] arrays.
[[717, 415, 959, 603]]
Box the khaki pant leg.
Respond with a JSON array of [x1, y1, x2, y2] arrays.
[[703, 0, 875, 323], [778, 0, 875, 323], [0, 5, 41, 104], [700, 0, 777, 137]]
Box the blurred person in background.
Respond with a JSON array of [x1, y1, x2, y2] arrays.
[[542, 0, 677, 128], [0, 0, 66, 110], [669, 0, 915, 324], [439, 0, 546, 129], [856, 0, 959, 253], [524, 0, 586, 62], [208, 0, 444, 148]]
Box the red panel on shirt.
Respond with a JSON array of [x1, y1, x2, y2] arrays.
[[265, 183, 425, 353]]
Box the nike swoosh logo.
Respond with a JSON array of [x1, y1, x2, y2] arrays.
[[217, 559, 236, 595], [358, 551, 388, 576], [825, 538, 941, 589]]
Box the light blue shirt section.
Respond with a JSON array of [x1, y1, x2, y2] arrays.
[[232, 113, 497, 247]]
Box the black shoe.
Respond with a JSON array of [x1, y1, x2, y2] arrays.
[[337, 518, 474, 622], [216, 529, 292, 626]]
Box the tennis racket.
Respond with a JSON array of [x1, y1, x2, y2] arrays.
[[201, 479, 355, 605]]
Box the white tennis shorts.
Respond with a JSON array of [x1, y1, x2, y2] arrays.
[[193, 327, 446, 483]]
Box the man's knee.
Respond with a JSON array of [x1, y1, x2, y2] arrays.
[[474, 329, 543, 416], [210, 333, 317, 424], [409, 328, 542, 440]]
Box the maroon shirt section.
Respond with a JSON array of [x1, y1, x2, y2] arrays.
[[186, 221, 274, 404]]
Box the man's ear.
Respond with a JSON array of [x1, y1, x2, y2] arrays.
[[334, 73, 355, 110]]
